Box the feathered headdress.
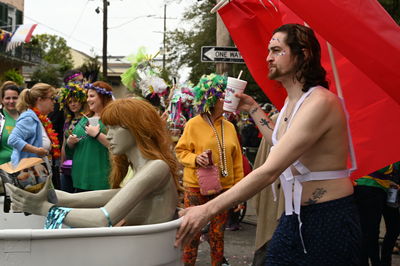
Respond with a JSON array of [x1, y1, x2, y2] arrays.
[[166, 84, 195, 129], [121, 47, 168, 104], [193, 73, 227, 114]]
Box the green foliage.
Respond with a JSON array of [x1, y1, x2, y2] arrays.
[[0, 69, 24, 85], [165, 1, 216, 83], [30, 64, 61, 87], [28, 34, 74, 73], [24, 34, 74, 85]]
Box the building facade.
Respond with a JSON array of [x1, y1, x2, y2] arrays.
[[0, 0, 40, 81], [0, 0, 23, 32]]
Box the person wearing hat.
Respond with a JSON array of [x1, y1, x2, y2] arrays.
[[58, 82, 87, 192], [175, 73, 244, 265]]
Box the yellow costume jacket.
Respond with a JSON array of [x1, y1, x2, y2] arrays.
[[175, 115, 244, 189]]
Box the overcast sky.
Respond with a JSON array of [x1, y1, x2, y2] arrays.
[[24, 0, 193, 58]]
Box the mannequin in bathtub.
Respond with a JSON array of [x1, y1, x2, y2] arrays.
[[6, 98, 181, 228]]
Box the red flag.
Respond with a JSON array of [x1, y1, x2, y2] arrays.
[[281, 0, 400, 106], [218, 0, 286, 108], [218, 0, 400, 179]]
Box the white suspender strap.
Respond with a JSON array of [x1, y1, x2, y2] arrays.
[[272, 101, 287, 145], [287, 87, 316, 128], [339, 98, 357, 173]]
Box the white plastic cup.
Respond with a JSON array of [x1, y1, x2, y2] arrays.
[[223, 77, 247, 112], [87, 117, 99, 126]]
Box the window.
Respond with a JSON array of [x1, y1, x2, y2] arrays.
[[0, 3, 9, 28], [7, 16, 12, 32], [16, 10, 23, 25]]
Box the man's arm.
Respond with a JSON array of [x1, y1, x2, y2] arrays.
[[236, 93, 275, 146], [211, 91, 334, 211], [176, 90, 335, 246], [248, 104, 275, 145]]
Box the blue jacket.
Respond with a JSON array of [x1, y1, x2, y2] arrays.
[[8, 109, 42, 167]]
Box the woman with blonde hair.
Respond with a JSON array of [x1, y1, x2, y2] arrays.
[[6, 98, 180, 229], [8, 83, 59, 167]]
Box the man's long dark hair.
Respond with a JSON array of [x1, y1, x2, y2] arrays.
[[274, 24, 329, 92]]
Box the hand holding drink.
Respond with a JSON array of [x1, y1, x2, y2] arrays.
[[223, 70, 248, 112], [87, 116, 99, 126]]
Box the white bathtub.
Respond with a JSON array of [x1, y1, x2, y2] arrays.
[[0, 199, 183, 266], [0, 198, 46, 229]]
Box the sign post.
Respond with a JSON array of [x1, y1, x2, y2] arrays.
[[201, 46, 245, 64]]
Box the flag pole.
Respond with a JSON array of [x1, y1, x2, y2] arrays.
[[326, 41, 357, 172], [211, 0, 229, 14], [326, 42, 343, 99], [304, 20, 343, 98], [305, 22, 356, 171]]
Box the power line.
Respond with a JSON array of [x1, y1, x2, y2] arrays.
[[108, 14, 156, 29], [23, 15, 102, 54], [68, 0, 90, 38]]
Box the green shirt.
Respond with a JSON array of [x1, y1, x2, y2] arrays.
[[67, 117, 110, 190], [0, 110, 16, 165]]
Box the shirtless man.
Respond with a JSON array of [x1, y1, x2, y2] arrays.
[[175, 24, 361, 265]]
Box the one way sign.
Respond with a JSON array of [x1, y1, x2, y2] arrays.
[[201, 46, 244, 64]]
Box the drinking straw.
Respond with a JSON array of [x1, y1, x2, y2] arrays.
[[237, 70, 243, 79]]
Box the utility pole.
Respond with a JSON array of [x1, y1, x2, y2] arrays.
[[163, 4, 167, 72], [215, 0, 231, 75], [102, 0, 108, 81]]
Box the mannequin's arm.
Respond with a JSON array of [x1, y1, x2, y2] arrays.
[[6, 180, 119, 216], [56, 189, 119, 208], [7, 160, 172, 227]]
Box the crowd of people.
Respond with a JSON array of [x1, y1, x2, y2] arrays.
[[0, 23, 399, 266]]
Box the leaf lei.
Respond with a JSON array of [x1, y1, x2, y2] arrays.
[[32, 108, 61, 159]]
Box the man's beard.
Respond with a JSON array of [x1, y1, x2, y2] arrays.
[[268, 66, 282, 80], [268, 66, 293, 80]]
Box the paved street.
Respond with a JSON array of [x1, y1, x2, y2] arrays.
[[196, 222, 256, 265]]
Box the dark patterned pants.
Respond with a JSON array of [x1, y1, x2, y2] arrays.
[[266, 195, 362, 266], [183, 187, 228, 266]]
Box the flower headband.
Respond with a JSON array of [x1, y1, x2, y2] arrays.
[[64, 72, 82, 83], [58, 82, 87, 110], [84, 83, 113, 96], [193, 73, 227, 114]]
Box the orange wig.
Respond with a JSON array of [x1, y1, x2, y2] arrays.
[[101, 98, 181, 191]]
